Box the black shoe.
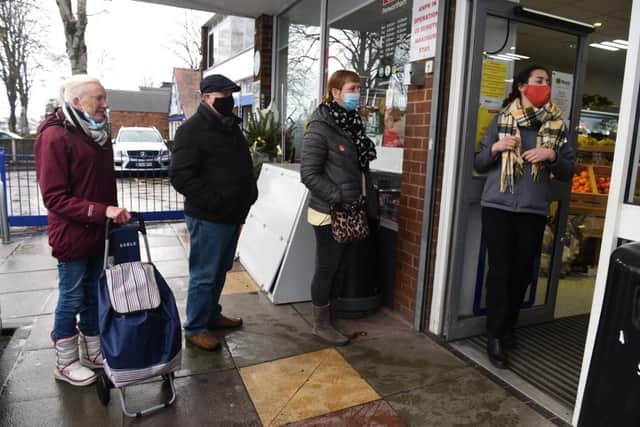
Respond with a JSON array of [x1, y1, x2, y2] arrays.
[[503, 329, 517, 349], [487, 337, 508, 369]]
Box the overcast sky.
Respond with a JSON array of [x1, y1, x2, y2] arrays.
[[1, 0, 211, 128]]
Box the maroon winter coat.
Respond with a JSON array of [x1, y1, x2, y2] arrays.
[[35, 108, 118, 261]]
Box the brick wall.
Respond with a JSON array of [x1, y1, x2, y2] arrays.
[[392, 1, 456, 325], [254, 15, 273, 109], [110, 111, 169, 140], [393, 76, 433, 322]]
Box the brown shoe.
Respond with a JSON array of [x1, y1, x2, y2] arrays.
[[185, 332, 220, 351], [209, 315, 243, 329]]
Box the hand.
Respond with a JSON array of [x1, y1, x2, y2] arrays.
[[106, 206, 131, 224], [522, 148, 556, 164], [491, 135, 520, 156]]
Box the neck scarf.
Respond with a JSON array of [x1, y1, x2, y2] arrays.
[[326, 101, 377, 171], [62, 103, 110, 146], [496, 99, 566, 192]]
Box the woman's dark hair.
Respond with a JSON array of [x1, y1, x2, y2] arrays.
[[501, 65, 551, 107]]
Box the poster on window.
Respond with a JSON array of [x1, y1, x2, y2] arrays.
[[383, 0, 409, 14], [551, 71, 573, 127], [409, 0, 438, 61]]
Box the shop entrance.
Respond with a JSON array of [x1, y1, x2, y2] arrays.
[[442, 0, 598, 417]]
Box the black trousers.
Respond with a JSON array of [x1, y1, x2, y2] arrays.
[[310, 225, 355, 306], [481, 207, 546, 339]]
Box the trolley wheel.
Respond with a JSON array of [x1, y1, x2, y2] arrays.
[[96, 373, 111, 406]]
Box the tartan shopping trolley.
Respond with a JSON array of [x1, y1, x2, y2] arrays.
[[95, 212, 182, 417]]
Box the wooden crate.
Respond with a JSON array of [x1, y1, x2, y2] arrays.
[[570, 164, 607, 216]]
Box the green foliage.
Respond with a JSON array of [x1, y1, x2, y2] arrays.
[[244, 106, 295, 176]]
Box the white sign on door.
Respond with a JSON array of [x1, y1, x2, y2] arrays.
[[409, 0, 439, 61], [551, 70, 574, 124]]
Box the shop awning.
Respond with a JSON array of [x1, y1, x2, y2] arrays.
[[137, 0, 294, 17]]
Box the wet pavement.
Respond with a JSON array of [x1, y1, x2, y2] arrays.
[[0, 222, 569, 426]]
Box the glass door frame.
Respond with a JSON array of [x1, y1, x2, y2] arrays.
[[574, 0, 640, 424], [442, 0, 593, 341]]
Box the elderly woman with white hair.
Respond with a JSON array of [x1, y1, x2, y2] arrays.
[[35, 75, 131, 386]]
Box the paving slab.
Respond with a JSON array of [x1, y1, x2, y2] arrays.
[[0, 289, 55, 320], [215, 293, 325, 368], [122, 369, 261, 427], [386, 369, 555, 427], [146, 246, 186, 262], [0, 254, 58, 273], [0, 241, 19, 260], [293, 303, 411, 340], [154, 259, 189, 279], [22, 314, 53, 351], [284, 399, 406, 426], [337, 331, 469, 397], [0, 393, 123, 427], [0, 269, 58, 293], [176, 335, 236, 377], [240, 348, 379, 426]]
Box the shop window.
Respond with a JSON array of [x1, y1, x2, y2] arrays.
[[628, 99, 640, 204], [276, 0, 322, 162], [207, 32, 214, 68], [327, 0, 411, 172]]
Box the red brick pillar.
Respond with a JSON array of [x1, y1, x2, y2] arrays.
[[393, 75, 433, 323], [254, 15, 273, 109]]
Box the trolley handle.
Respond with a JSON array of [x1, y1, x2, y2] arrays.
[[103, 211, 152, 269]]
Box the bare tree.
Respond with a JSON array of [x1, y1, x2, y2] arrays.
[[0, 0, 41, 133], [56, 0, 88, 74], [171, 12, 202, 69]]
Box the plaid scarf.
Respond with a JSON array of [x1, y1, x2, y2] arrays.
[[326, 101, 377, 171], [496, 99, 566, 192]]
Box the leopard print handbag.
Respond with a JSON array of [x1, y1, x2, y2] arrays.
[[330, 174, 369, 244]]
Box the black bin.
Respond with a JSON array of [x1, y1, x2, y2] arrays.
[[579, 241, 640, 426], [331, 220, 382, 319]]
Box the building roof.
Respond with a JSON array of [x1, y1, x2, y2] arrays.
[[173, 68, 201, 119], [107, 87, 170, 113]]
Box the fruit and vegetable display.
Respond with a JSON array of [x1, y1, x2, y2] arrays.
[[572, 171, 592, 193], [596, 176, 611, 194], [577, 134, 616, 147]]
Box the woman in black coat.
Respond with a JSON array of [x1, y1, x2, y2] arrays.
[[300, 70, 378, 345]]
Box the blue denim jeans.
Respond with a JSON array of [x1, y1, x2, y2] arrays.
[[183, 214, 240, 336], [52, 256, 103, 340]]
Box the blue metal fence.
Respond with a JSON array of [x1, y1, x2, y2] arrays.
[[0, 146, 184, 227]]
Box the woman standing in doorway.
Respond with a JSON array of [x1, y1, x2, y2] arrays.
[[474, 65, 575, 368], [300, 70, 378, 346]]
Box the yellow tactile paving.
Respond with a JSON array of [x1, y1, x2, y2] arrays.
[[240, 348, 380, 426], [222, 271, 259, 295]]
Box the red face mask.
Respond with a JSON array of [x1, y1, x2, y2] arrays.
[[523, 84, 551, 108]]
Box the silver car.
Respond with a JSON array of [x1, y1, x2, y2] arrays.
[[113, 127, 170, 173]]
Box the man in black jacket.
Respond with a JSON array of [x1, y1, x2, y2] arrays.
[[170, 74, 258, 351]]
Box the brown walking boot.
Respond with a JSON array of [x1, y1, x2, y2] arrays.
[[312, 304, 349, 346], [209, 315, 243, 329], [186, 332, 221, 351]]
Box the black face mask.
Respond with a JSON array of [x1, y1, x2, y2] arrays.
[[213, 96, 235, 116]]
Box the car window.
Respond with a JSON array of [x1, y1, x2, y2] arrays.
[[118, 129, 163, 143]]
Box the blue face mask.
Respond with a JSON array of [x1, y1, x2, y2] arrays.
[[342, 92, 360, 111], [83, 111, 106, 129]]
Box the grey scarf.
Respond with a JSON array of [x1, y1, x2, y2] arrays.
[[62, 103, 110, 146]]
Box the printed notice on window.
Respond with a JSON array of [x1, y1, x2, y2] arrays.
[[480, 60, 509, 100], [409, 0, 438, 61]]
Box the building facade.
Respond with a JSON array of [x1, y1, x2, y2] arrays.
[[107, 86, 171, 139]]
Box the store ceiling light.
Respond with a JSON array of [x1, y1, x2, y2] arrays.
[[614, 39, 629, 46], [602, 41, 628, 49], [593, 22, 603, 27], [589, 42, 619, 51]]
